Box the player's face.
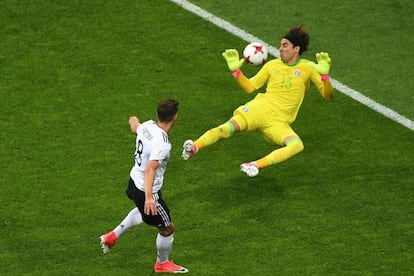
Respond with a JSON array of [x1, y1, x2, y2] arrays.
[[279, 38, 300, 64]]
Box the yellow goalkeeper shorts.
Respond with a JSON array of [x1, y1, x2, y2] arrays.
[[233, 98, 298, 146]]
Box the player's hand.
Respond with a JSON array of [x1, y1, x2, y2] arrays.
[[144, 198, 157, 216], [129, 116, 139, 125], [310, 52, 331, 75], [222, 49, 244, 72], [129, 116, 140, 133]]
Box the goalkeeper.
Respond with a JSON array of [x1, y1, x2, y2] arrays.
[[182, 25, 334, 177]]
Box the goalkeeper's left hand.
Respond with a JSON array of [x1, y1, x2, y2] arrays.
[[222, 49, 245, 72], [310, 52, 331, 75]]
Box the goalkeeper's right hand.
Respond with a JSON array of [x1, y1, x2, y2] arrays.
[[222, 49, 244, 72], [309, 52, 331, 75]]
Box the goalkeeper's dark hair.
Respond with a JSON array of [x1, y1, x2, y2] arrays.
[[157, 99, 179, 122], [283, 24, 310, 55]]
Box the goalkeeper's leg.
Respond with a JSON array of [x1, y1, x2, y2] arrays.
[[182, 115, 247, 160], [194, 115, 247, 150], [241, 134, 304, 177], [254, 137, 304, 168]]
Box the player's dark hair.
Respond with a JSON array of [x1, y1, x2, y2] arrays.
[[283, 24, 310, 55], [157, 99, 179, 122]]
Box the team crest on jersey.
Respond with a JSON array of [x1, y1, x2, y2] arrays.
[[294, 70, 301, 77], [154, 149, 164, 159]]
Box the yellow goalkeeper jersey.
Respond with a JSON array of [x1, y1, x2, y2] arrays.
[[249, 58, 329, 124]]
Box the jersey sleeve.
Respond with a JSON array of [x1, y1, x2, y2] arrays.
[[309, 65, 334, 100], [149, 146, 170, 161], [250, 60, 274, 90]]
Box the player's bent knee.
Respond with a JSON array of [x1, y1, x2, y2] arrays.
[[290, 140, 304, 154], [284, 137, 304, 155], [157, 223, 175, 236]]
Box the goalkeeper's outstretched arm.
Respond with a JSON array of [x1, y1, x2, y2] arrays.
[[309, 52, 334, 100], [222, 49, 256, 93], [234, 71, 256, 93], [321, 80, 334, 100]]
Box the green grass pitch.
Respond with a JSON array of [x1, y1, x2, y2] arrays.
[[1, 0, 413, 275]]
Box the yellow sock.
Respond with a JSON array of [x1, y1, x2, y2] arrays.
[[194, 122, 235, 150], [255, 138, 304, 168]]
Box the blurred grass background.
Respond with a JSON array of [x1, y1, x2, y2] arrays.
[[1, 0, 413, 275]]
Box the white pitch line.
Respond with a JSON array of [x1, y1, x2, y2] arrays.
[[169, 0, 414, 132]]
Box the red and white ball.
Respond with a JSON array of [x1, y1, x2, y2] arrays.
[[243, 42, 268, 66]]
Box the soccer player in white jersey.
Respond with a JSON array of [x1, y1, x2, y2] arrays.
[[100, 99, 188, 274]]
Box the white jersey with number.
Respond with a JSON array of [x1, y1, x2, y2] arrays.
[[129, 120, 171, 193]]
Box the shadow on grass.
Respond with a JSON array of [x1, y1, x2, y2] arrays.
[[228, 175, 285, 193]]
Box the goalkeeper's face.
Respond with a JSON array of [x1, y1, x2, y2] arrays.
[[279, 38, 300, 64]]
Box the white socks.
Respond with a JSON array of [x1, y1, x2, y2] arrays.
[[113, 208, 143, 238], [156, 233, 174, 263], [113, 207, 175, 264]]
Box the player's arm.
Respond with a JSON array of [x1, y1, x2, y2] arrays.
[[143, 159, 159, 216], [321, 79, 334, 100], [222, 49, 256, 93], [311, 70, 333, 100], [234, 72, 256, 93], [129, 116, 140, 133], [309, 52, 334, 100]]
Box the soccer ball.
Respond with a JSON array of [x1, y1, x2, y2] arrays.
[[243, 42, 268, 66]]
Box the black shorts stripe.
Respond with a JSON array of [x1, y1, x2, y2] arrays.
[[126, 178, 171, 227]]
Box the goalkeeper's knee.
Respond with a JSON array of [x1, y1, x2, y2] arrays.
[[286, 138, 304, 155], [257, 137, 304, 167]]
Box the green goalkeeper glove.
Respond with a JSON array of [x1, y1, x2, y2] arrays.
[[222, 49, 245, 72], [310, 52, 331, 75]]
